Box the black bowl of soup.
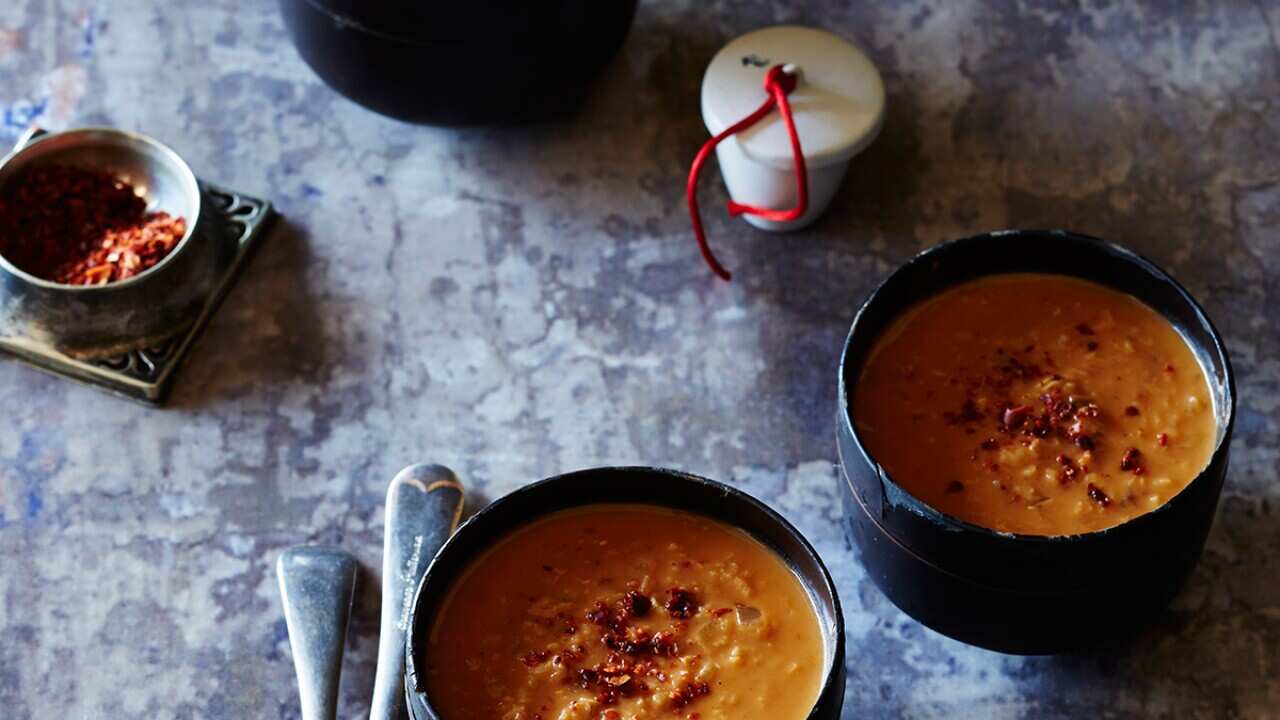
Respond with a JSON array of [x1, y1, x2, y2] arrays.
[[403, 467, 846, 720], [836, 229, 1235, 654]]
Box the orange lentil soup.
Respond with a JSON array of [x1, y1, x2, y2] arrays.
[[853, 273, 1217, 536], [425, 505, 825, 720]]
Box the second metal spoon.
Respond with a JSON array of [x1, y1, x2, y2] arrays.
[[369, 463, 465, 720]]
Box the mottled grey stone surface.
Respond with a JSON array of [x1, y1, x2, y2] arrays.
[[1, 2, 1277, 718]]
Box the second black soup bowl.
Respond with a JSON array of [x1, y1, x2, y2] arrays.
[[836, 229, 1235, 654], [403, 466, 846, 720]]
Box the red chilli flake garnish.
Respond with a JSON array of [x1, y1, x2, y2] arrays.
[[1056, 454, 1080, 485], [1119, 447, 1143, 474], [551, 643, 585, 668], [521, 650, 550, 667], [1157, 433, 1169, 447], [603, 627, 650, 656], [1125, 405, 1140, 416], [650, 630, 680, 657], [711, 607, 733, 618], [0, 165, 186, 285], [945, 480, 966, 494], [574, 651, 661, 706], [1087, 483, 1112, 507], [669, 680, 711, 710], [1075, 323, 1095, 335], [622, 591, 651, 618], [980, 437, 999, 451], [664, 588, 698, 619], [1086, 341, 1099, 352], [580, 588, 698, 667], [586, 601, 627, 635]]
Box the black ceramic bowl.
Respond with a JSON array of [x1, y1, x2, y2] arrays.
[[836, 230, 1236, 655], [278, 1, 638, 125], [403, 467, 846, 719]]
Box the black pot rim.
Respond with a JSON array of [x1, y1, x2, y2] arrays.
[[287, 0, 636, 49], [287, 0, 468, 48], [836, 228, 1237, 544], [403, 465, 845, 720]]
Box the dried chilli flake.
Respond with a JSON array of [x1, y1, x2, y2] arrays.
[[621, 591, 651, 618], [1119, 447, 1144, 474], [664, 588, 699, 619], [0, 165, 186, 286], [669, 680, 711, 710], [523, 587, 717, 710], [1087, 483, 1112, 507]]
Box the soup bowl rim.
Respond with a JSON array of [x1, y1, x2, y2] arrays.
[[403, 465, 845, 720], [836, 228, 1237, 544]]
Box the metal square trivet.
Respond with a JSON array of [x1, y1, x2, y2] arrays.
[[0, 183, 276, 403]]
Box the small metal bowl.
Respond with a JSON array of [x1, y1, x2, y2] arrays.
[[0, 127, 229, 358], [836, 230, 1236, 654], [403, 467, 847, 720]]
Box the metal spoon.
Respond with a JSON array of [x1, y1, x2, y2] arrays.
[[276, 545, 359, 720], [370, 463, 465, 720]]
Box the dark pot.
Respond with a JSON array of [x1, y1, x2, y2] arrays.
[[403, 467, 846, 719], [278, 0, 639, 125], [836, 229, 1236, 655], [0, 128, 228, 358]]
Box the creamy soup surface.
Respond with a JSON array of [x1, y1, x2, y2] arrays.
[[424, 504, 826, 720], [854, 273, 1217, 536]]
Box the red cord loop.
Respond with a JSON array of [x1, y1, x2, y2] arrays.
[[687, 64, 809, 281]]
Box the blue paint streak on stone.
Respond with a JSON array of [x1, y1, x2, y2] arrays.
[[1, 97, 49, 139], [24, 491, 42, 521], [14, 432, 65, 525], [79, 8, 97, 60], [264, 619, 289, 662]]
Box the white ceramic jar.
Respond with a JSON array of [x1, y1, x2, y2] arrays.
[[701, 26, 886, 231]]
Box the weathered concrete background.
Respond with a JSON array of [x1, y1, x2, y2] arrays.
[[1, 1, 1277, 718]]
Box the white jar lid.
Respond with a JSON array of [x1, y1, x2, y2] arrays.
[[701, 26, 886, 170]]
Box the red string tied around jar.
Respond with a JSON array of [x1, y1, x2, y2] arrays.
[[686, 63, 808, 281]]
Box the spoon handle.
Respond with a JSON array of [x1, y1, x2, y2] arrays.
[[11, 126, 48, 152], [370, 464, 465, 720], [276, 546, 359, 720]]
